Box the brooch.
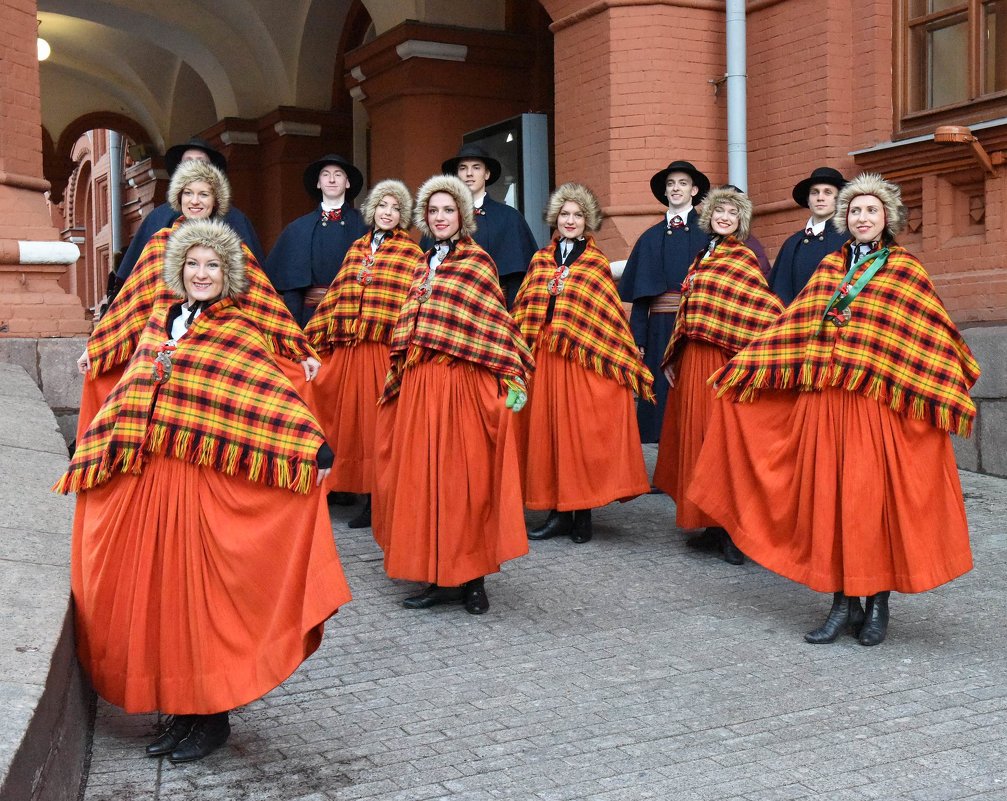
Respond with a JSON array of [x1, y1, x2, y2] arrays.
[[825, 307, 851, 327], [357, 255, 375, 285], [152, 340, 177, 383]]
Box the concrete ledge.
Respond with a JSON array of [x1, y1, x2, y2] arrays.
[[0, 364, 88, 801], [0, 338, 86, 446], [961, 325, 1007, 478]]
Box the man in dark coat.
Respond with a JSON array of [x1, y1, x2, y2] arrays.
[[767, 166, 848, 305], [264, 154, 367, 326], [116, 138, 264, 282], [618, 160, 710, 443], [433, 144, 538, 308]]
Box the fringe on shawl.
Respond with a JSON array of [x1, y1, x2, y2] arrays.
[[542, 330, 655, 403], [266, 332, 319, 362], [53, 423, 318, 495], [88, 336, 141, 378], [711, 362, 975, 437], [312, 318, 395, 351]]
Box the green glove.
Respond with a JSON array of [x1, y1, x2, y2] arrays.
[[504, 378, 527, 413]]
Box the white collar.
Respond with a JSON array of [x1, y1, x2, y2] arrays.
[[805, 216, 829, 235], [666, 206, 692, 224]]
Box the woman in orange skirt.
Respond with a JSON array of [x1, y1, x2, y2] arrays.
[[652, 186, 783, 564], [74, 160, 318, 438], [56, 219, 350, 762], [688, 174, 979, 645], [512, 183, 652, 543], [372, 175, 534, 615], [305, 179, 421, 528]]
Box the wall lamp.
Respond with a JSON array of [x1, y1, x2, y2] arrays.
[[934, 125, 1004, 175]]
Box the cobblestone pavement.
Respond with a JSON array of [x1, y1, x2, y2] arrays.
[[83, 449, 1007, 801]]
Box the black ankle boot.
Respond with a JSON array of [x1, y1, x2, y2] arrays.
[[347, 495, 371, 529], [528, 511, 573, 540], [686, 527, 723, 551], [463, 577, 489, 615], [858, 591, 890, 646], [168, 712, 230, 763], [328, 491, 356, 507], [402, 584, 464, 609], [804, 592, 865, 644], [720, 531, 745, 565], [571, 509, 593, 543], [145, 714, 196, 757]]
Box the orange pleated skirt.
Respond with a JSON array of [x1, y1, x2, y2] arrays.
[[311, 341, 389, 494], [372, 358, 528, 586], [517, 346, 649, 511], [652, 340, 730, 528], [76, 366, 126, 440], [687, 388, 973, 595], [71, 455, 351, 715]]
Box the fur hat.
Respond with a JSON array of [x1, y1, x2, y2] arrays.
[[833, 173, 907, 239], [413, 174, 477, 240], [545, 182, 603, 232], [362, 179, 413, 230], [699, 185, 753, 242], [167, 160, 231, 218], [163, 218, 248, 301]]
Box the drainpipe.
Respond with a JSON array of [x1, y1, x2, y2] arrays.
[[725, 0, 748, 191], [108, 131, 123, 255]]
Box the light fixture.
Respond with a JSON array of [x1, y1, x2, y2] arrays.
[[934, 125, 1003, 175], [37, 20, 50, 61]]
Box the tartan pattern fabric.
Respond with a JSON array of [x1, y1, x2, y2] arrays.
[[87, 220, 315, 376], [663, 236, 784, 367], [381, 238, 534, 402], [512, 236, 654, 401], [56, 299, 324, 495], [711, 243, 981, 436], [304, 228, 421, 351]]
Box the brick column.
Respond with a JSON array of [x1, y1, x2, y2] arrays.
[[0, 0, 88, 335], [544, 1, 728, 260]]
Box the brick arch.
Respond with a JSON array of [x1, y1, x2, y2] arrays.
[[49, 112, 154, 205], [332, 0, 375, 114]]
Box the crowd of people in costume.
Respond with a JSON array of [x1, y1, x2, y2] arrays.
[[57, 136, 980, 764]]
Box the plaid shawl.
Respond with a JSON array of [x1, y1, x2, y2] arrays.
[[711, 243, 981, 436], [304, 228, 421, 351], [87, 220, 314, 376], [381, 237, 534, 402], [663, 236, 784, 367], [513, 237, 654, 401], [56, 299, 324, 495]]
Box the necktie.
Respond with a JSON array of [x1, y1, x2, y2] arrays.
[[321, 208, 343, 225], [670, 215, 685, 229], [805, 227, 815, 237]]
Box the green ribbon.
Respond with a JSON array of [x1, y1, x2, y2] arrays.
[[822, 246, 890, 324]]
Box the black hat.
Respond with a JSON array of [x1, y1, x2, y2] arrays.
[[650, 160, 710, 206], [792, 167, 847, 208], [441, 144, 502, 187], [303, 154, 364, 203], [164, 137, 228, 176]]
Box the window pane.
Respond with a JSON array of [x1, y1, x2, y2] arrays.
[[985, 1, 1007, 93], [910, 0, 966, 17], [928, 21, 969, 107]]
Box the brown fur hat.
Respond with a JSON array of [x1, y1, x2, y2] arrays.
[[362, 179, 413, 230], [167, 160, 231, 218], [545, 182, 603, 232], [164, 218, 247, 301], [832, 173, 907, 239], [413, 174, 476, 240], [699, 185, 754, 241]]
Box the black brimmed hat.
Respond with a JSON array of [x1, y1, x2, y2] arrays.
[[303, 154, 364, 202], [792, 166, 847, 208], [441, 144, 502, 187], [650, 160, 710, 205], [165, 137, 228, 176]]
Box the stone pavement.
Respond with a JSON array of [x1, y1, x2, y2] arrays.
[[82, 448, 1007, 801]]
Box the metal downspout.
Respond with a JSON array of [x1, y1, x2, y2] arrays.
[[726, 0, 748, 191]]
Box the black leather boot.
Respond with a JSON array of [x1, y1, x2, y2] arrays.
[[686, 527, 723, 551], [528, 511, 573, 540], [328, 491, 356, 507], [571, 509, 593, 543], [347, 495, 371, 529], [463, 577, 489, 615], [804, 592, 865, 644], [145, 714, 196, 757], [720, 531, 745, 565], [858, 591, 890, 646], [402, 584, 464, 609], [168, 712, 230, 763]]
